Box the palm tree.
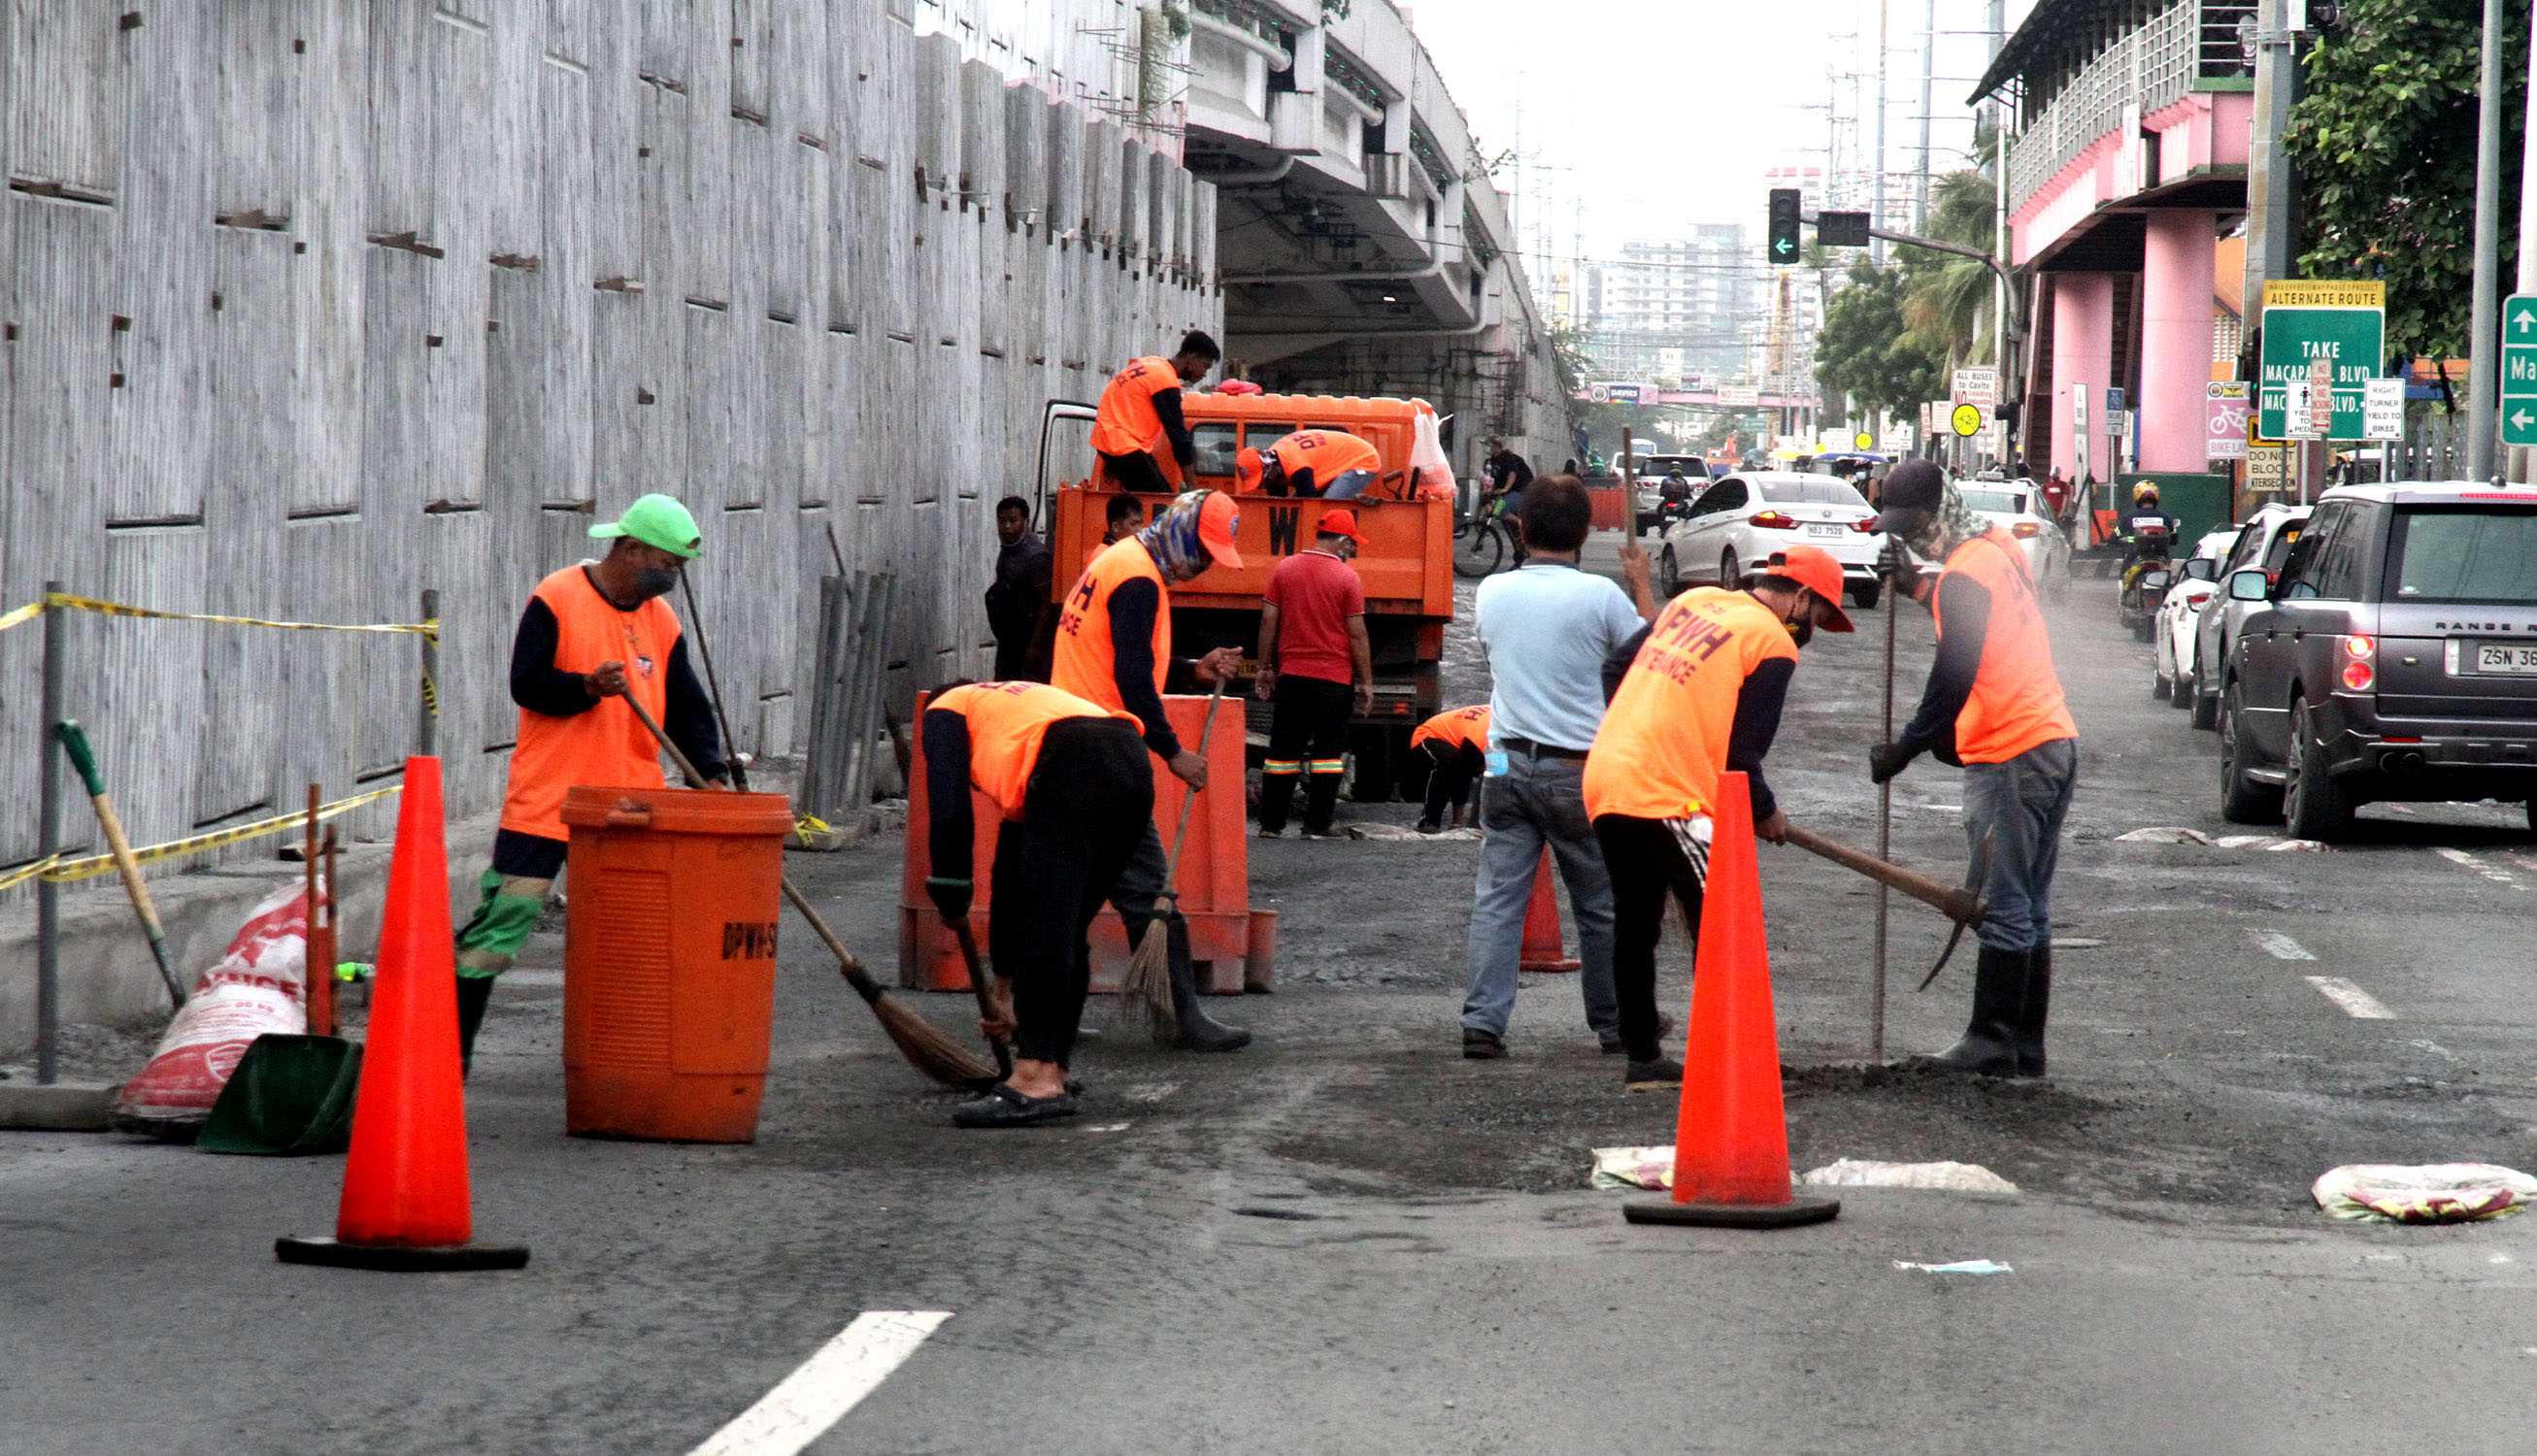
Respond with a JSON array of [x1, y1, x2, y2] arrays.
[[1900, 169, 2002, 374]]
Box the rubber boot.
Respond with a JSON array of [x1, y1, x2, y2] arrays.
[[1919, 945, 2024, 1076], [455, 974, 494, 1078], [2014, 943, 2052, 1078], [1165, 916, 1252, 1052]]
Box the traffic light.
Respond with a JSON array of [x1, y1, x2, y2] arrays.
[[1766, 188, 1802, 263]]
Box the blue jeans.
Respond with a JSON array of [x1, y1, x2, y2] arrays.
[[1459, 749, 1619, 1041], [1962, 737, 2078, 952]]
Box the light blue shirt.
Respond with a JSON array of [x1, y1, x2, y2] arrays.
[[1474, 562, 1645, 752]]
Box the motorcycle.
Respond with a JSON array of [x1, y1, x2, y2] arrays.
[[2116, 527, 2175, 642]]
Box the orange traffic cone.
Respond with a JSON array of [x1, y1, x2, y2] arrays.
[[1624, 772, 1838, 1230], [1519, 850, 1580, 973], [277, 757, 529, 1272]]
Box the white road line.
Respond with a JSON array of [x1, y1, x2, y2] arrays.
[[2253, 930, 2316, 962], [2306, 976, 2395, 1020], [688, 1311, 951, 1456], [2437, 846, 2524, 888]]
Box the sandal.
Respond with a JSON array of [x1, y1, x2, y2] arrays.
[[951, 1083, 1080, 1129]]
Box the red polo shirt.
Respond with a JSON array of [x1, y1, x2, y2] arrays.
[[1264, 548, 1364, 685]]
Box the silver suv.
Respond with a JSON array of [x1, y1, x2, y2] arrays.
[[2189, 503, 2310, 729], [2217, 482, 2537, 842]]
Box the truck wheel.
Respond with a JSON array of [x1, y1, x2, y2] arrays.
[[2218, 680, 2283, 825], [2283, 697, 2354, 843]]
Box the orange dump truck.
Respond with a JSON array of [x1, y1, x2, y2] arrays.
[[1034, 392, 1454, 798]]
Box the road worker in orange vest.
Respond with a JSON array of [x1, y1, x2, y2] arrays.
[[1584, 545, 1852, 1089], [1869, 460, 2079, 1078], [921, 680, 1153, 1128], [1089, 331, 1220, 494], [452, 493, 725, 1075], [1235, 428, 1384, 500], [1410, 705, 1490, 834]]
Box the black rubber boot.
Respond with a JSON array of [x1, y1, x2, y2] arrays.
[[455, 975, 494, 1078], [1919, 945, 2025, 1076], [1165, 917, 1252, 1052], [2015, 943, 2052, 1078]]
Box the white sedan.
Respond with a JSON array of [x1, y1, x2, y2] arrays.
[[1959, 482, 2070, 597], [2154, 528, 2239, 707], [1654, 472, 1886, 607]]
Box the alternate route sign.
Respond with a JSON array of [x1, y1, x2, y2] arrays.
[[2502, 293, 2537, 447], [2256, 279, 2385, 441]]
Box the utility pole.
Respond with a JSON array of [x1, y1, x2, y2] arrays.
[[2516, 0, 2537, 481], [2243, 0, 2303, 489], [1872, 0, 1890, 265], [2467, 0, 2508, 483], [1914, 0, 1936, 232]]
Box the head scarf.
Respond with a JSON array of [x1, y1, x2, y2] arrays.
[[1136, 490, 1214, 582], [1899, 476, 1989, 561]]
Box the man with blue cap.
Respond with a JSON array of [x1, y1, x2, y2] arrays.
[[451, 493, 726, 1075]]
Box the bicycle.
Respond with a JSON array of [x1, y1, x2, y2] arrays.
[[1453, 490, 1523, 579]]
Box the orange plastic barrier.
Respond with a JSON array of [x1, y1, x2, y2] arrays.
[[1623, 772, 1838, 1230], [559, 785, 792, 1143], [1519, 850, 1579, 973], [900, 693, 1263, 995], [1586, 483, 1629, 532]]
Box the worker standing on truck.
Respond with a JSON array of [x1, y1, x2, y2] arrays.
[[1411, 705, 1489, 834], [1253, 508, 1375, 839], [1868, 460, 2079, 1079], [1585, 545, 1852, 1089], [1090, 331, 1220, 494], [454, 494, 724, 1075], [921, 680, 1153, 1128], [1236, 428, 1383, 500], [1052, 488, 1254, 1051]]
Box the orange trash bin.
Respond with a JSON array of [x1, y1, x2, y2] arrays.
[[560, 785, 791, 1143]]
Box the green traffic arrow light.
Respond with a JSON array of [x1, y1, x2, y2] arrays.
[[1773, 238, 1794, 256]]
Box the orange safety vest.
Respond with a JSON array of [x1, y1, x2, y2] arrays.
[[1583, 587, 1795, 822], [499, 565, 681, 841], [1936, 529, 2077, 765], [1090, 356, 1184, 462], [1411, 705, 1490, 753], [930, 681, 1138, 819], [1052, 537, 1171, 720], [1266, 429, 1380, 490]]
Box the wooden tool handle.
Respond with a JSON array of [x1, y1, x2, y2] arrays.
[[1783, 824, 1986, 924]]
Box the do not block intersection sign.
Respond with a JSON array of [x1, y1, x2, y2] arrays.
[[2505, 294, 2537, 447]]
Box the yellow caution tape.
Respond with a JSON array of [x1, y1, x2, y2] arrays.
[[0, 854, 61, 894], [45, 592, 438, 639], [0, 600, 41, 635], [33, 785, 405, 885]]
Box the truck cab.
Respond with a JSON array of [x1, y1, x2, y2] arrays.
[[1034, 392, 1455, 798]]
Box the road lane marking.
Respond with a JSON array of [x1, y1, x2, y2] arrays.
[[688, 1310, 951, 1456], [2306, 976, 2394, 1020], [2436, 846, 2525, 889], [2253, 931, 2316, 962]]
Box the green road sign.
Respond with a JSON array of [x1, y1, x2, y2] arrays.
[[2255, 281, 2385, 442], [2503, 293, 2537, 447]]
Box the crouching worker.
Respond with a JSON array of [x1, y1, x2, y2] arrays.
[[923, 680, 1155, 1128], [1411, 705, 1490, 834], [455, 494, 723, 1076]]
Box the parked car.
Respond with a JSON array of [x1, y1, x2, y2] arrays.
[[1958, 482, 2072, 599], [1654, 472, 1885, 607], [2189, 503, 2312, 730], [2154, 528, 2240, 705], [2216, 482, 2537, 842]]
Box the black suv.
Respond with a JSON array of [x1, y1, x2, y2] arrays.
[[2217, 483, 2537, 842]]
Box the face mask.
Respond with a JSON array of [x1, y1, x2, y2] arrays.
[[634, 566, 680, 600], [1783, 595, 1817, 648]]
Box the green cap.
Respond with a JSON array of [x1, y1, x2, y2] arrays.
[[589, 493, 702, 559]]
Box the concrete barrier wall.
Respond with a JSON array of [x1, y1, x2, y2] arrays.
[[0, 4, 1220, 924]]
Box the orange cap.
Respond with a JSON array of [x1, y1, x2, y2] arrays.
[[1317, 508, 1360, 542], [1235, 447, 1265, 493], [1198, 489, 1246, 569], [1767, 545, 1854, 633]]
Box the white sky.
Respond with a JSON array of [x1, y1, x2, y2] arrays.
[[1407, 0, 2038, 275]]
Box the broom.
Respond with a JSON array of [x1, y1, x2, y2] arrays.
[[622, 694, 998, 1092], [1118, 677, 1227, 1042]]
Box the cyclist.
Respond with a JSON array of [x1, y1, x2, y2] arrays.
[[1481, 440, 1536, 565]]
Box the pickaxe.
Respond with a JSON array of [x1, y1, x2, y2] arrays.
[[1781, 824, 1992, 990]]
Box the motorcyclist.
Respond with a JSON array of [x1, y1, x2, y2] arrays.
[[2119, 483, 2180, 561], [1657, 468, 1693, 522]]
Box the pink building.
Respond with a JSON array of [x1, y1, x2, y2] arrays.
[[1973, 0, 2256, 486]]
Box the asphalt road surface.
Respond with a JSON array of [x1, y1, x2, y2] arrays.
[[8, 542, 2535, 1454]]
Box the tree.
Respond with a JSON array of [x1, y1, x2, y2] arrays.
[[1817, 261, 1948, 422], [2285, 0, 2525, 361], [1899, 170, 2001, 371]]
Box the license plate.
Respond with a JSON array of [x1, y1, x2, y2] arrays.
[[2475, 643, 2537, 675], [1806, 524, 1842, 538]]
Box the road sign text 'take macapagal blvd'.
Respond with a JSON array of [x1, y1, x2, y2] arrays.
[[2257, 280, 2384, 442], [2503, 293, 2537, 447]]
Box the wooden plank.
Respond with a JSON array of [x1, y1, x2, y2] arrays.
[[106, 0, 217, 526], [211, 2, 300, 224], [97, 526, 210, 853], [537, 51, 596, 506], [365, 2, 438, 238], [427, 11, 493, 510], [9, 0, 121, 200], [294, 3, 369, 518]]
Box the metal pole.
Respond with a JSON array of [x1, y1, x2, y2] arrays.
[[418, 587, 440, 757], [2517, 0, 2537, 482], [2469, 0, 2510, 483], [1872, 571, 1893, 1062], [36, 580, 64, 1084], [1914, 0, 1936, 234], [1872, 0, 1890, 266]]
